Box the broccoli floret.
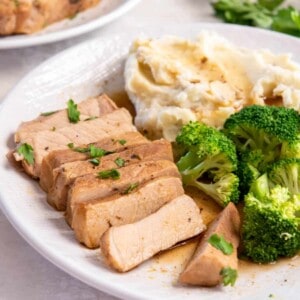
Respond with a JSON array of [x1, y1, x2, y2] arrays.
[[237, 160, 260, 196], [223, 105, 300, 169], [268, 158, 300, 194], [176, 121, 239, 207], [242, 173, 300, 263]]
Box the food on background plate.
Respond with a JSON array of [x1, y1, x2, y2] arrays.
[[100, 194, 206, 272], [179, 202, 240, 287], [125, 31, 300, 141], [0, 0, 101, 35]]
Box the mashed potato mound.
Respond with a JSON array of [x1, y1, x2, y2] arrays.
[[124, 31, 300, 141]]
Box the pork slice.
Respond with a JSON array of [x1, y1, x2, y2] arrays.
[[48, 139, 172, 211], [12, 108, 136, 178], [15, 94, 117, 143], [100, 194, 206, 272], [66, 159, 181, 225], [179, 202, 241, 287], [73, 176, 184, 249], [40, 131, 148, 192]]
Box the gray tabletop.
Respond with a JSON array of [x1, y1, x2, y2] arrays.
[[0, 1, 216, 299]]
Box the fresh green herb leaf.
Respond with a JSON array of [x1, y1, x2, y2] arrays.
[[122, 182, 139, 194], [208, 234, 234, 255], [68, 143, 113, 156], [212, 0, 273, 28], [89, 144, 112, 158], [115, 157, 125, 167], [118, 139, 127, 145], [89, 158, 100, 166], [73, 146, 90, 153], [40, 110, 58, 116], [220, 267, 238, 286], [212, 0, 300, 37], [67, 99, 80, 123], [258, 0, 284, 11], [84, 116, 98, 121], [17, 143, 34, 165], [97, 169, 120, 180], [272, 7, 300, 36]]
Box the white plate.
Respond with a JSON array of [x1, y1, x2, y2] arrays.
[[0, 23, 300, 300], [0, 0, 140, 49]]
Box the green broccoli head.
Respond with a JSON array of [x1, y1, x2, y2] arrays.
[[242, 174, 300, 263], [192, 173, 240, 207], [223, 105, 300, 166], [268, 158, 300, 194], [176, 121, 239, 207]]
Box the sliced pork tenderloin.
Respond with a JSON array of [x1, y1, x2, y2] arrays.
[[12, 108, 136, 178], [15, 94, 117, 143], [100, 194, 206, 272], [66, 159, 181, 226], [179, 202, 241, 287], [48, 139, 173, 211], [73, 176, 184, 248], [40, 131, 149, 192]]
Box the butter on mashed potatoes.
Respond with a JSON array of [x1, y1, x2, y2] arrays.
[[124, 31, 300, 141]]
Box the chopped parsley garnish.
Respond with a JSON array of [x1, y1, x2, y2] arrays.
[[97, 169, 120, 180], [84, 116, 98, 121], [115, 157, 125, 167], [122, 182, 139, 194], [40, 110, 58, 116], [17, 143, 34, 165], [118, 139, 127, 145], [67, 143, 113, 157], [89, 144, 112, 158], [208, 234, 233, 255], [89, 158, 100, 166], [220, 267, 238, 286], [67, 99, 80, 123], [73, 146, 90, 153]]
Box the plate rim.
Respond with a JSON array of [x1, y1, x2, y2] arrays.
[[0, 0, 141, 50], [1, 23, 300, 300]]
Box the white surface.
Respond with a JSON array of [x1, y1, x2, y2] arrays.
[[0, 0, 141, 49], [0, 1, 298, 300], [1, 22, 300, 300]]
